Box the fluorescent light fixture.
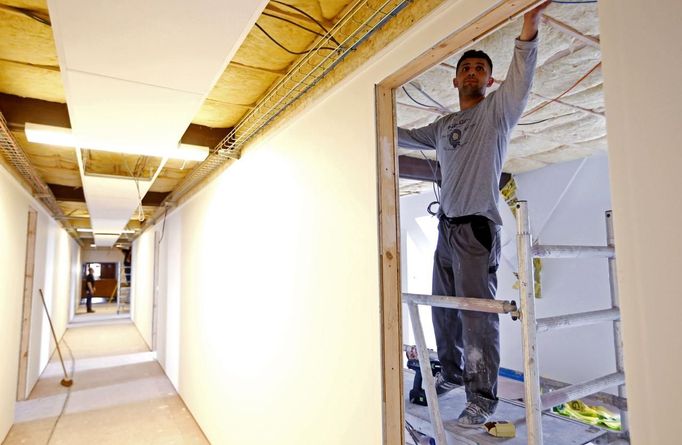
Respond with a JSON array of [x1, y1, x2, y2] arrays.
[[25, 123, 77, 147], [25, 123, 209, 161], [77, 228, 94, 232], [90, 244, 96, 247]]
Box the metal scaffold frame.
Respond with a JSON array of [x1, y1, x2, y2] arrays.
[[403, 200, 628, 445]]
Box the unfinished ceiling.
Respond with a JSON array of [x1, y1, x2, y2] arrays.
[[397, 2, 604, 195], [0, 0, 604, 244], [2, 0, 417, 246]]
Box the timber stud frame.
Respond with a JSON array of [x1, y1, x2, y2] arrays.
[[375, 1, 543, 443]]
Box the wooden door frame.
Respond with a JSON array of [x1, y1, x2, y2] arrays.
[[16, 208, 37, 401], [374, 1, 541, 442]]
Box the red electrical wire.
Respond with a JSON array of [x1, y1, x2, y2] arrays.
[[523, 61, 602, 118]]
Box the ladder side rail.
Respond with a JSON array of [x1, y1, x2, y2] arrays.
[[606, 210, 629, 433], [116, 262, 121, 313], [536, 308, 620, 333], [516, 201, 544, 445], [407, 302, 449, 445], [532, 244, 615, 259], [540, 372, 625, 410], [403, 293, 517, 315]]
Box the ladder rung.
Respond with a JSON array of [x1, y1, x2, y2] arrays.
[[536, 308, 620, 333], [541, 372, 625, 410], [402, 293, 517, 314], [532, 244, 615, 259]]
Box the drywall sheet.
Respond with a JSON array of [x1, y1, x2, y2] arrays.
[[131, 1, 508, 443]]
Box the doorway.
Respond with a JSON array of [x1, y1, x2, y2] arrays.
[[375, 1, 575, 442]]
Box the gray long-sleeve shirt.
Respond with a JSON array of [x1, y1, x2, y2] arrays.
[[398, 38, 538, 225]]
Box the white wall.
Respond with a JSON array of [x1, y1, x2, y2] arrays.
[[0, 165, 78, 442], [400, 155, 615, 385], [599, 0, 682, 442], [154, 213, 181, 385], [131, 230, 155, 348], [503, 155, 615, 384], [131, 1, 506, 443]]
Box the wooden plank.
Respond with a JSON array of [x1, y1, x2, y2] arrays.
[[47, 183, 169, 206], [16, 209, 37, 401], [375, 84, 404, 445], [403, 371, 609, 445], [380, 0, 542, 89]]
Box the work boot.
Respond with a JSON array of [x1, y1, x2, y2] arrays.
[[457, 402, 491, 428]]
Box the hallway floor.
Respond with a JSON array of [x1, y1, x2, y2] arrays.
[[3, 320, 209, 445]]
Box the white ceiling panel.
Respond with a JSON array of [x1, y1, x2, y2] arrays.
[[82, 175, 153, 234], [93, 233, 121, 248], [47, 0, 268, 239], [47, 0, 269, 94], [66, 71, 204, 152]]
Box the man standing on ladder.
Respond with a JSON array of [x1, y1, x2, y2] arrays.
[[397, 1, 549, 427]]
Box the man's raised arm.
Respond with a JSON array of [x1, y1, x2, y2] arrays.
[[519, 1, 550, 41], [397, 122, 439, 151]]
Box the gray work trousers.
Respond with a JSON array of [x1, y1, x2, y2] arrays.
[[431, 215, 501, 414]]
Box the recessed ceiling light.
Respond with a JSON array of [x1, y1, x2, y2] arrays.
[[25, 123, 209, 161], [25, 123, 76, 147]]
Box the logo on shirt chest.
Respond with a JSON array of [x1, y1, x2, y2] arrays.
[[445, 119, 472, 150]]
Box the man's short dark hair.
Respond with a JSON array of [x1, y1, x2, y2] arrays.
[[456, 50, 493, 73]]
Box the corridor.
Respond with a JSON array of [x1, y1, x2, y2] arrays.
[[3, 320, 208, 445]]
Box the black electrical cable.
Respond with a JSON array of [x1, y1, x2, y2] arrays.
[[270, 0, 340, 46], [0, 4, 51, 26], [157, 205, 169, 245], [262, 12, 332, 41], [255, 23, 337, 55], [401, 86, 435, 109], [517, 117, 554, 126]]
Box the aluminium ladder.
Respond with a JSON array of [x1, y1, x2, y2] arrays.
[[403, 200, 628, 445]]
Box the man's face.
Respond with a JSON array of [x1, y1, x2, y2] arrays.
[[453, 58, 494, 96]]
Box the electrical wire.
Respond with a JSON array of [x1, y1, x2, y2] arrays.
[[45, 338, 75, 445], [255, 23, 338, 55], [401, 86, 433, 109], [124, 160, 145, 222], [419, 150, 440, 202], [270, 0, 340, 46], [517, 117, 555, 126], [262, 12, 331, 40], [0, 4, 51, 26], [409, 81, 451, 113], [522, 62, 601, 118], [157, 205, 169, 245]]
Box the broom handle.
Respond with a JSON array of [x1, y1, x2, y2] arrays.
[[38, 289, 69, 379]]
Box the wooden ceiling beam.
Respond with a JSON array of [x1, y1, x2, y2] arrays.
[[0, 93, 70, 130], [398, 155, 440, 182], [47, 183, 169, 206], [0, 93, 231, 147]]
